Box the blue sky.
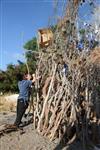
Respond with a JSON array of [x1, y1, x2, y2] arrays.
[[0, 0, 100, 70], [0, 0, 57, 70]]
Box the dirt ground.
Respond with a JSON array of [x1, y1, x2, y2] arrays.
[[0, 112, 57, 150], [0, 112, 99, 150]]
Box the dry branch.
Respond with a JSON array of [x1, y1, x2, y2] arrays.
[[32, 0, 100, 148]]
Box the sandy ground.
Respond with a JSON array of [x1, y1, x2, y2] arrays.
[[4, 94, 18, 102], [0, 96, 59, 150], [0, 95, 18, 112], [0, 112, 57, 150], [0, 125, 56, 150]]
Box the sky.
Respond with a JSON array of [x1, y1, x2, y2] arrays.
[[0, 0, 57, 70], [0, 0, 100, 71]]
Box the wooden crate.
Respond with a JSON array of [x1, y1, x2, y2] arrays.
[[37, 28, 53, 48]]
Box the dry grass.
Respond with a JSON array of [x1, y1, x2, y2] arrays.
[[0, 95, 16, 112]]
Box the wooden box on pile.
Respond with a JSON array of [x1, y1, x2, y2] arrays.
[[37, 28, 53, 48]]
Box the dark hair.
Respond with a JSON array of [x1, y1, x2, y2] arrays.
[[16, 73, 23, 81]]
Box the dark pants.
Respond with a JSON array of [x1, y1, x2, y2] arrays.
[[14, 99, 28, 127]]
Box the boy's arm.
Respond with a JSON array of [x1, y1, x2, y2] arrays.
[[32, 74, 36, 83], [27, 74, 41, 85]]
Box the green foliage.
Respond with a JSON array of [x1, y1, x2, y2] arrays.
[[0, 63, 27, 93], [0, 37, 38, 93], [24, 37, 37, 51], [24, 36, 38, 73], [25, 51, 37, 74]]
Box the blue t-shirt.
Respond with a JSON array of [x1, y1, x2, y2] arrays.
[[18, 80, 32, 101]]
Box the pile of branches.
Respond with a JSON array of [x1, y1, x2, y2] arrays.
[[32, 0, 100, 147]]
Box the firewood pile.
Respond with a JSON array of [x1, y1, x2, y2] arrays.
[[32, 0, 100, 147]]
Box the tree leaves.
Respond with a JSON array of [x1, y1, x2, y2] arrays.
[[24, 37, 38, 51]]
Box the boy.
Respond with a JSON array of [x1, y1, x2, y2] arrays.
[[14, 73, 38, 127]]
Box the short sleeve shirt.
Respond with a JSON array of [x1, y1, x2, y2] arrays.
[[18, 80, 32, 101]]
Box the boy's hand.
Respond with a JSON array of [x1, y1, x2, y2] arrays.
[[32, 74, 35, 78], [32, 74, 41, 80]]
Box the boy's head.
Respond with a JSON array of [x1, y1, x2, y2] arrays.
[[16, 73, 23, 81], [17, 73, 32, 81], [24, 74, 32, 80]]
